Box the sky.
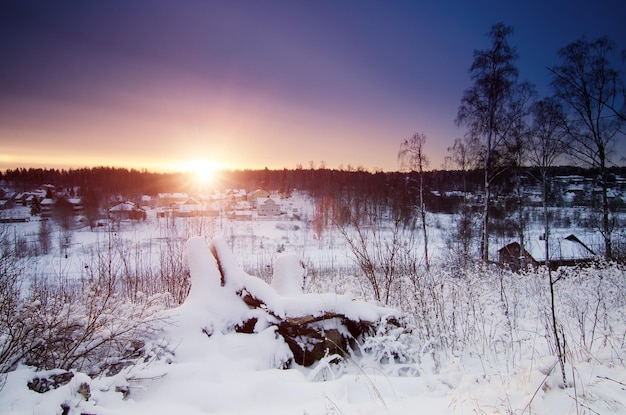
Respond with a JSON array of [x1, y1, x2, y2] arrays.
[[1, 0, 625, 173]]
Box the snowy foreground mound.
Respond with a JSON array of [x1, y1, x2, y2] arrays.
[[2, 237, 625, 414], [174, 236, 399, 367]]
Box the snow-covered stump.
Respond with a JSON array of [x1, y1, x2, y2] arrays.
[[182, 237, 399, 367], [271, 254, 306, 296]]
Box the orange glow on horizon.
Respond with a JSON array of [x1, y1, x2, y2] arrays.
[[170, 159, 224, 184]]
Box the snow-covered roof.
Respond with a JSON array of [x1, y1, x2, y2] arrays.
[[183, 197, 200, 205], [157, 192, 188, 199], [109, 201, 141, 212], [526, 234, 596, 262], [257, 197, 281, 205], [233, 201, 252, 210], [565, 184, 585, 192], [232, 210, 252, 216]]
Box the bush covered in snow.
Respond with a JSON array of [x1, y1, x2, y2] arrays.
[[1, 226, 170, 385]]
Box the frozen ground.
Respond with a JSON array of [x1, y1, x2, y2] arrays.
[[1, 202, 625, 414]]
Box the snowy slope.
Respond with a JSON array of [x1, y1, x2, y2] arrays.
[[2, 235, 625, 414], [1, 200, 625, 414]]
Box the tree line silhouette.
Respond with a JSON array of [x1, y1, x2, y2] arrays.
[[2, 164, 624, 209]]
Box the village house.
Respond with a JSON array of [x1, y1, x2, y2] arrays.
[[157, 193, 189, 208], [257, 197, 282, 216], [40, 198, 55, 218], [176, 197, 220, 217], [226, 189, 247, 202], [67, 197, 83, 214], [247, 189, 270, 206], [231, 210, 253, 221], [498, 234, 597, 271], [177, 197, 201, 217], [108, 201, 146, 221]]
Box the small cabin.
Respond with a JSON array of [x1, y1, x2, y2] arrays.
[[499, 234, 597, 271]]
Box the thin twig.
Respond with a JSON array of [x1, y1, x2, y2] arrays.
[[520, 359, 558, 415], [597, 375, 626, 388]]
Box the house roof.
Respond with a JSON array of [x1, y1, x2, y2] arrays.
[[233, 210, 252, 216], [183, 197, 200, 205], [257, 197, 280, 205], [109, 201, 143, 212], [525, 234, 597, 262], [157, 192, 188, 199]]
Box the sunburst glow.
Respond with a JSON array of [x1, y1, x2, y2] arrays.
[[177, 159, 224, 187]]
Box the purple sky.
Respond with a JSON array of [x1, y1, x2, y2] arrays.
[[1, 0, 625, 173]]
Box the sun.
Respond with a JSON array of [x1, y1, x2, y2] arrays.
[[178, 159, 223, 187], [195, 164, 213, 183]]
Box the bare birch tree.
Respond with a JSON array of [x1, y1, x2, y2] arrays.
[[549, 35, 625, 259], [445, 137, 481, 266], [456, 23, 521, 262], [398, 132, 430, 271]]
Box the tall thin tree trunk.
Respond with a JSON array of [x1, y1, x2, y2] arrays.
[[419, 165, 430, 272], [421, 203, 429, 272], [601, 164, 612, 259], [515, 166, 525, 269], [482, 134, 492, 263], [548, 268, 567, 385], [603, 187, 611, 258], [542, 171, 551, 272], [543, 169, 566, 385]]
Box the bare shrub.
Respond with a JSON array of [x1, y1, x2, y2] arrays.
[[444, 206, 480, 270], [555, 262, 626, 363], [22, 281, 167, 375], [1, 224, 172, 381], [338, 211, 420, 306], [84, 229, 190, 308], [0, 225, 28, 374]]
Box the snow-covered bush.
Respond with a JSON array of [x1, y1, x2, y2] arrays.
[[22, 285, 168, 375], [1, 279, 168, 379], [337, 210, 421, 306], [1, 225, 171, 382], [391, 258, 626, 386], [84, 230, 190, 308], [551, 261, 626, 363], [360, 316, 417, 366], [0, 226, 29, 375]]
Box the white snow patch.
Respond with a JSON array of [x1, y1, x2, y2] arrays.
[[271, 253, 306, 296]]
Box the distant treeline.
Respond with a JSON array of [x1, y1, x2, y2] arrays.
[[2, 165, 625, 204]]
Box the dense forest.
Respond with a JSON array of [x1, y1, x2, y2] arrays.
[[2, 164, 625, 204]]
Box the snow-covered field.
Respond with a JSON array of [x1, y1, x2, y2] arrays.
[[1, 200, 625, 414]]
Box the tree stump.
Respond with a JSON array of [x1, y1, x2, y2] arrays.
[[183, 236, 399, 367]]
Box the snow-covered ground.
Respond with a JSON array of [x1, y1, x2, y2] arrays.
[[1, 200, 625, 414]]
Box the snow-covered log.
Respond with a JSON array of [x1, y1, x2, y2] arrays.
[[181, 236, 399, 367]]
